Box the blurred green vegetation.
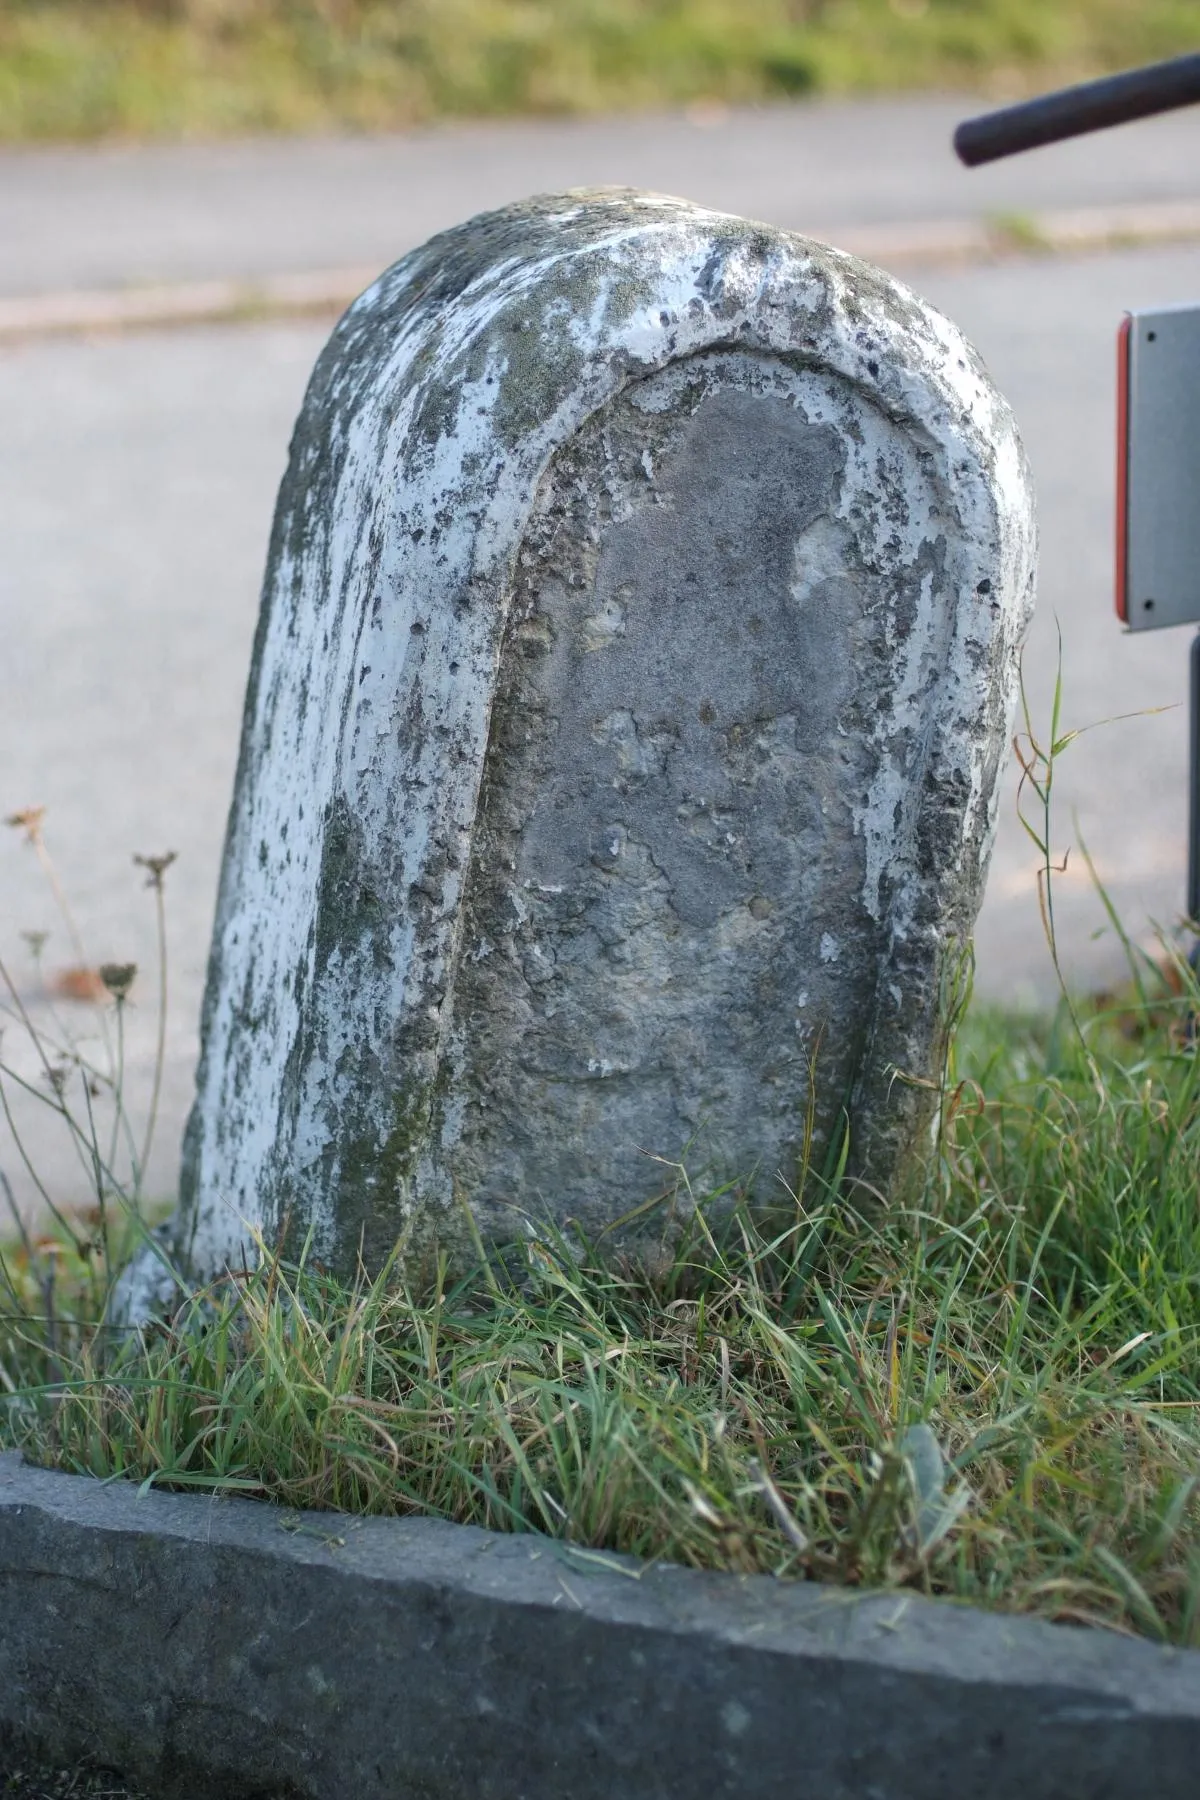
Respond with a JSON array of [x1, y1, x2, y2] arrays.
[[0, 0, 1197, 141]]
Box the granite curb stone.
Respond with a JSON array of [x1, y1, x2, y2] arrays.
[[2, 1452, 1199, 1799]]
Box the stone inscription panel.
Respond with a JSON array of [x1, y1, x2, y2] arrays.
[[448, 350, 942, 1233]]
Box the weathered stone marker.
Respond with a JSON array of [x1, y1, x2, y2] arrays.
[[143, 190, 1036, 1295]]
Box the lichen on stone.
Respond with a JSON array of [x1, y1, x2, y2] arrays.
[[122, 188, 1035, 1309]]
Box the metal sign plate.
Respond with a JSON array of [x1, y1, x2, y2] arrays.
[[1117, 301, 1200, 631]]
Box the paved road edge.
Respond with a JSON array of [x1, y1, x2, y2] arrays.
[[3, 1451, 1199, 1800], [4, 199, 1200, 343]]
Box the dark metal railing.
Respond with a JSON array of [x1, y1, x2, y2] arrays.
[[954, 51, 1200, 166]]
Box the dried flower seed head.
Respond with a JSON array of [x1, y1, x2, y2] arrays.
[[42, 1062, 69, 1097], [99, 962, 137, 1001], [5, 805, 45, 844], [134, 850, 178, 890], [19, 930, 49, 959]]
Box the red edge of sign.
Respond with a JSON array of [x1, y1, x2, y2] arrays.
[[1115, 314, 1132, 624]]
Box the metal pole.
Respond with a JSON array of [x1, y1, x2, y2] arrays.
[[1189, 630, 1200, 924], [954, 53, 1200, 166]]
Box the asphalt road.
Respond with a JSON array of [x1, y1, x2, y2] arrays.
[[2, 97, 1199, 1224], [5, 92, 1200, 296]]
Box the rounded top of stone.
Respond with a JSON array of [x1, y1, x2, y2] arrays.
[[317, 185, 1029, 546], [305, 185, 1036, 590]]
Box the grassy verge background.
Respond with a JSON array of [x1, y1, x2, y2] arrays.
[[1, 0, 1198, 143]]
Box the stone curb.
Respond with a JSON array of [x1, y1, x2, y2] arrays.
[[0, 264, 382, 343], [3, 1452, 1200, 1800], [3, 199, 1200, 344]]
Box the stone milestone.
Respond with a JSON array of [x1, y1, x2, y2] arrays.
[[134, 189, 1036, 1298]]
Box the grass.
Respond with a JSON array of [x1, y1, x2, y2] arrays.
[[5, 967, 1200, 1642], [0, 0, 1198, 142], [1, 1753, 149, 1799], [986, 208, 1054, 253], [5, 693, 1200, 1646]]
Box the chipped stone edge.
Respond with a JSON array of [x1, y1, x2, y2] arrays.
[[3, 1451, 1200, 1800]]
